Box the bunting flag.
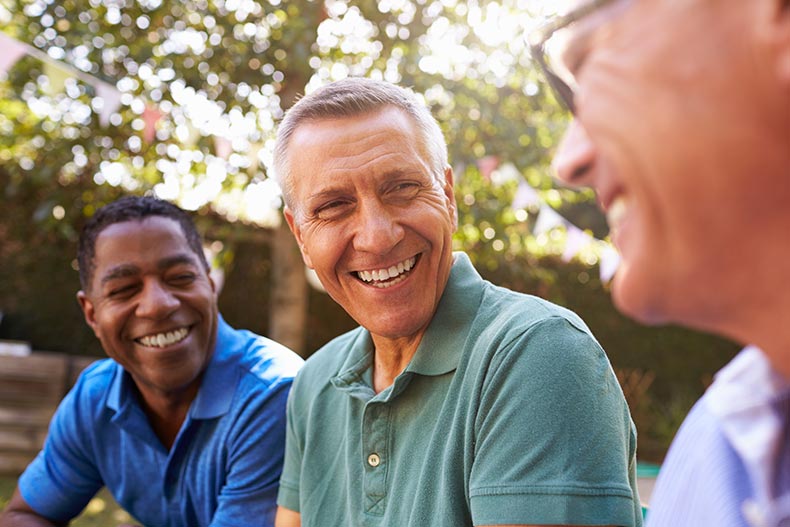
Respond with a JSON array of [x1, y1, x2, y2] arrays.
[[213, 136, 232, 159], [142, 105, 163, 143], [43, 61, 69, 96], [512, 179, 542, 210], [477, 155, 499, 181], [562, 225, 594, 262], [0, 33, 27, 73], [95, 81, 122, 127], [599, 244, 621, 283], [246, 142, 263, 176], [533, 203, 567, 236], [0, 33, 124, 128]]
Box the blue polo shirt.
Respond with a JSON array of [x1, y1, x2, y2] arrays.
[[19, 315, 303, 527]]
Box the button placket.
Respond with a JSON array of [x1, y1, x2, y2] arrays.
[[362, 401, 390, 515]]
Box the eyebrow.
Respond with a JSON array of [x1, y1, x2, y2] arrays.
[[99, 254, 200, 285]]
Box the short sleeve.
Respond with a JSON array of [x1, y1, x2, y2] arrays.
[[276, 378, 303, 512], [18, 379, 103, 522], [210, 379, 293, 527], [469, 316, 641, 526]]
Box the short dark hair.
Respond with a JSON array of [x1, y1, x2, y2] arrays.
[[77, 196, 210, 291]]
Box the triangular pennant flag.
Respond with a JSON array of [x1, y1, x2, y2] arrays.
[[142, 105, 163, 143], [562, 225, 593, 262], [95, 81, 122, 127], [512, 179, 541, 210], [533, 204, 566, 236], [213, 136, 232, 160], [477, 155, 499, 181], [43, 61, 70, 96], [247, 142, 263, 176], [0, 33, 27, 73], [599, 244, 621, 283]]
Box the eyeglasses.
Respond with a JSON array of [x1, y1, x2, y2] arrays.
[[528, 0, 619, 114]]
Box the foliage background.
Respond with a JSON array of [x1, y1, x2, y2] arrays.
[[0, 0, 739, 469]]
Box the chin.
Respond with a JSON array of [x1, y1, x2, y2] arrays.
[[611, 268, 671, 326]]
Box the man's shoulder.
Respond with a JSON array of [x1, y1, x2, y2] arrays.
[[295, 327, 367, 385], [221, 323, 304, 386], [72, 358, 118, 395], [478, 281, 592, 338]]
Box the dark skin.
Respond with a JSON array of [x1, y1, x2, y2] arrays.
[[0, 217, 218, 526]]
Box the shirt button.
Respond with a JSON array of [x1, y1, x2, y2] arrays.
[[367, 453, 381, 467]]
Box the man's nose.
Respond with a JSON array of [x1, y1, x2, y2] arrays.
[[552, 119, 597, 188], [352, 201, 405, 255], [136, 280, 179, 319]]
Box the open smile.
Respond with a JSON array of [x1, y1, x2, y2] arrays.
[[354, 255, 418, 289], [135, 326, 191, 348]]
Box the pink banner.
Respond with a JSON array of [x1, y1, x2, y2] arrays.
[[0, 33, 28, 73]]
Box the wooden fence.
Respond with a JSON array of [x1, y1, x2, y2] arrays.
[[0, 352, 96, 475]]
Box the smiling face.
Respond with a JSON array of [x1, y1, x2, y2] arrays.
[[284, 106, 457, 347], [552, 0, 790, 331], [77, 216, 218, 401]]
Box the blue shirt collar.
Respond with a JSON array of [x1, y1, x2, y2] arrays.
[[106, 314, 239, 420]]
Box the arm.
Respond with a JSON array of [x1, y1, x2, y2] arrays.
[[0, 488, 67, 527], [470, 317, 641, 527], [208, 382, 292, 527], [274, 506, 301, 527]]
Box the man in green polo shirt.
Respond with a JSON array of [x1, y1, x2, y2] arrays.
[[271, 77, 642, 527]]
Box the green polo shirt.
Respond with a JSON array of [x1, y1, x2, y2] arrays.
[[279, 252, 642, 526]]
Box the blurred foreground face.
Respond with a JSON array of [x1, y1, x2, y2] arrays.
[[551, 0, 790, 332], [78, 217, 218, 398], [283, 106, 457, 344]]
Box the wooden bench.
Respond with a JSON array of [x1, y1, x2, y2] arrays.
[[0, 352, 97, 475]]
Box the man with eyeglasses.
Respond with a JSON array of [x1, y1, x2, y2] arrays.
[[530, 1, 790, 526]]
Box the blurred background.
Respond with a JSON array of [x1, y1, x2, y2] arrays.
[[0, 0, 738, 516]]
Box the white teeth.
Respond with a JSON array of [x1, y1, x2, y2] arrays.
[[357, 256, 417, 286], [606, 196, 628, 229], [138, 327, 189, 348]]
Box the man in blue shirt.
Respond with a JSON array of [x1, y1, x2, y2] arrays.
[[533, 0, 790, 525], [0, 196, 303, 527]]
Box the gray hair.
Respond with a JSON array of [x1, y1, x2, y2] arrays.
[[272, 77, 449, 210]]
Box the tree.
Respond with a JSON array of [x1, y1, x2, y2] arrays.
[[1, 0, 572, 356]]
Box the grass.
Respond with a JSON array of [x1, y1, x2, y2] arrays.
[[0, 476, 136, 526]]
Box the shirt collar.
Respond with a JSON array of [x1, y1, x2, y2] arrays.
[[706, 345, 790, 505], [404, 252, 484, 376], [106, 314, 239, 420]]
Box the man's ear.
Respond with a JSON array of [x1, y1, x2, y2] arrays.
[[781, 1, 790, 82], [283, 206, 314, 269], [76, 291, 100, 338], [763, 0, 790, 82], [442, 165, 458, 229]]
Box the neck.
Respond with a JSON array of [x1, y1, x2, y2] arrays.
[[371, 333, 424, 393], [134, 381, 200, 450]]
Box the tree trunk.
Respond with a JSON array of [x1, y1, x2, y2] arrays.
[[268, 220, 308, 356]]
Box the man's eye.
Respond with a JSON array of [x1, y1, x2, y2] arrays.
[[108, 285, 136, 297], [315, 200, 351, 220], [170, 273, 197, 285], [389, 181, 421, 199]]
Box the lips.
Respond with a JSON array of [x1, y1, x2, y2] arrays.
[[354, 255, 418, 289], [135, 327, 190, 348]]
